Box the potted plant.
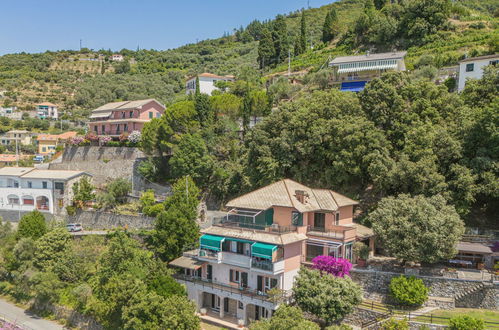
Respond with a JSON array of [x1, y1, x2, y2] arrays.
[[354, 242, 370, 267]]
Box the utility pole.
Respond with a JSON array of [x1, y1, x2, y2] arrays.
[[288, 49, 291, 76]]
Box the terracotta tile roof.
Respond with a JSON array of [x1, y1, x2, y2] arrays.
[[456, 242, 492, 254], [92, 99, 165, 112], [187, 72, 236, 81], [37, 131, 77, 141], [226, 179, 358, 213]]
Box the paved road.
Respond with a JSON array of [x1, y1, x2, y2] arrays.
[[0, 298, 64, 330]]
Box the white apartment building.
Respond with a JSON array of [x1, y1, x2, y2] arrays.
[[0, 167, 89, 215], [185, 73, 235, 96], [36, 102, 58, 120], [0, 130, 34, 146], [457, 54, 499, 92], [110, 54, 124, 62]]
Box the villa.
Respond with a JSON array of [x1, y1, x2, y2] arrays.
[[185, 73, 235, 96]]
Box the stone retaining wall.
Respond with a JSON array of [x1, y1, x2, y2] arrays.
[[350, 268, 498, 310], [34, 302, 103, 330], [68, 210, 155, 229], [0, 210, 56, 222]]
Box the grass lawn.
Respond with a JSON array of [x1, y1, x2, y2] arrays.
[[201, 321, 223, 330], [413, 308, 499, 327]]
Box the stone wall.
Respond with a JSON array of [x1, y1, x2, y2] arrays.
[[34, 302, 103, 330], [0, 210, 56, 222], [350, 268, 498, 310], [68, 210, 155, 229]]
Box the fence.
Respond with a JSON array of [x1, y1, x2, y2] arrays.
[[358, 300, 499, 329]]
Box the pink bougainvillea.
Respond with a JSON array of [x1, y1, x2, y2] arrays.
[[69, 136, 84, 145], [312, 255, 352, 278], [99, 135, 112, 145]]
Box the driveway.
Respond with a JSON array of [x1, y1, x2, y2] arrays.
[[0, 298, 64, 330]]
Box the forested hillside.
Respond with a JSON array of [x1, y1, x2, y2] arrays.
[[0, 0, 497, 117]]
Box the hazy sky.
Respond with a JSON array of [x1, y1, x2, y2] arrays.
[[0, 0, 334, 55]]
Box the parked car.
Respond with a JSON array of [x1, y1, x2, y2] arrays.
[[66, 223, 83, 232]]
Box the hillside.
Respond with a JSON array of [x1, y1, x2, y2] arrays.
[[0, 0, 497, 118]]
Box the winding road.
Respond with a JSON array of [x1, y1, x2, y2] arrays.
[[0, 298, 64, 330]]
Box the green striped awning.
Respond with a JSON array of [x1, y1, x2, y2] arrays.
[[251, 242, 277, 260], [200, 234, 225, 251]]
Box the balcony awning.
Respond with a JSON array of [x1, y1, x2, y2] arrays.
[[340, 81, 367, 92], [200, 234, 225, 251], [337, 63, 397, 73], [251, 242, 277, 260], [89, 111, 112, 119]]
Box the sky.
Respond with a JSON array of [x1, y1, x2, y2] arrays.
[[0, 0, 335, 55]]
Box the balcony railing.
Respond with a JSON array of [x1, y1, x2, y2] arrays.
[[213, 216, 297, 233], [173, 274, 290, 304], [251, 259, 273, 272], [307, 225, 356, 239]]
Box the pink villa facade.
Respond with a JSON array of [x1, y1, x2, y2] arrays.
[[88, 99, 165, 137], [170, 179, 374, 326]]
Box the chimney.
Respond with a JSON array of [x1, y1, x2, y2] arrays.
[[295, 190, 308, 204]]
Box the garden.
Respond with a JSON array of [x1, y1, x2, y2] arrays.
[[68, 130, 141, 148]]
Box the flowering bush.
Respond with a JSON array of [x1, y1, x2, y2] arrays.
[[128, 130, 142, 144], [99, 135, 112, 145], [119, 132, 129, 142], [85, 132, 99, 142], [69, 136, 85, 146], [311, 255, 352, 278], [0, 320, 23, 330]]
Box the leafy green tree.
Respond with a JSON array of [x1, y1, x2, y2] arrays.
[[152, 177, 200, 261], [169, 133, 214, 188], [123, 293, 200, 330], [30, 271, 63, 304], [258, 26, 276, 69], [106, 178, 132, 205], [250, 305, 319, 330], [381, 318, 409, 330], [402, 0, 451, 43], [17, 210, 47, 240], [72, 176, 95, 208], [322, 7, 338, 43], [370, 194, 464, 264], [148, 274, 186, 298], [33, 227, 71, 273], [293, 267, 362, 326], [449, 315, 485, 330], [210, 93, 242, 119], [389, 276, 429, 306]]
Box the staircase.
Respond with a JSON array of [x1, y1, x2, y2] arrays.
[[455, 282, 485, 307]]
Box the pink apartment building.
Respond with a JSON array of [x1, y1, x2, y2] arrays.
[[88, 99, 165, 137], [170, 179, 374, 326]]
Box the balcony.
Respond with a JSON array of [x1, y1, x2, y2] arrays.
[[221, 252, 251, 268], [307, 225, 356, 240], [173, 274, 289, 304], [184, 249, 221, 263]]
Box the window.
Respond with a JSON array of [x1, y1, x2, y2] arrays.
[[94, 126, 98, 132], [314, 213, 325, 229], [230, 269, 240, 283], [13, 181, 19, 188], [42, 147, 47, 152], [102, 125, 105, 133], [335, 212, 340, 225], [466, 63, 474, 72], [129, 111, 134, 118], [490, 60, 499, 66], [27, 181, 32, 188], [291, 211, 303, 226], [7, 195, 19, 205], [149, 112, 153, 119], [42, 181, 47, 189], [156, 113, 161, 118], [121, 112, 126, 119], [238, 301, 244, 310], [124, 124, 128, 132], [54, 182, 64, 192], [306, 244, 324, 262]]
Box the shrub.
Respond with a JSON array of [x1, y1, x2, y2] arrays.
[[128, 130, 141, 144], [69, 136, 84, 146], [353, 241, 370, 260], [389, 275, 428, 306], [107, 141, 121, 147], [381, 318, 409, 330], [312, 256, 352, 277], [449, 315, 485, 330], [66, 205, 76, 216], [17, 210, 47, 240]]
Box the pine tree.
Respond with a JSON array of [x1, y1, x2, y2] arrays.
[[295, 11, 307, 55], [322, 7, 338, 43], [272, 15, 289, 63], [258, 26, 275, 69]]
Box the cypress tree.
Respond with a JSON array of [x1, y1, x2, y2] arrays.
[[322, 7, 338, 43], [272, 15, 289, 63], [295, 11, 307, 55], [195, 76, 200, 95], [258, 26, 275, 69]]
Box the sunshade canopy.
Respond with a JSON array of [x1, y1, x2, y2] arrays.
[[251, 242, 277, 260]]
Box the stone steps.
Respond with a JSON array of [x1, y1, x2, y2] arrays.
[[455, 282, 484, 301]]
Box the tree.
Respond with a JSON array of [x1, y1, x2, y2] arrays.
[[402, 0, 451, 43], [312, 256, 352, 277], [194, 93, 214, 127], [210, 93, 242, 119], [389, 275, 428, 306], [374, 0, 388, 10], [17, 210, 47, 240], [250, 305, 319, 330], [34, 227, 71, 273], [449, 315, 485, 330], [293, 267, 362, 326], [272, 15, 289, 63], [72, 176, 95, 208], [322, 7, 338, 43], [123, 293, 200, 330], [370, 194, 464, 264], [295, 11, 307, 56], [152, 177, 200, 261], [258, 26, 275, 69], [107, 178, 132, 205], [169, 133, 214, 188]]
